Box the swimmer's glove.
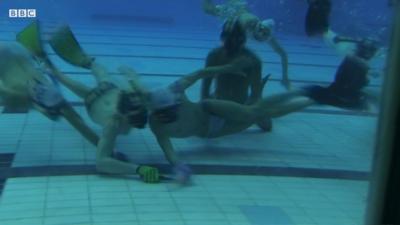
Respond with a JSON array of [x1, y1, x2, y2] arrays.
[[173, 163, 192, 185], [137, 165, 160, 183]]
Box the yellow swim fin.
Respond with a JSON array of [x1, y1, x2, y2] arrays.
[[16, 20, 46, 59], [49, 25, 93, 69]]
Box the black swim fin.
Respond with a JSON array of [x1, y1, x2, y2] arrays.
[[49, 25, 93, 69], [305, 0, 332, 36]]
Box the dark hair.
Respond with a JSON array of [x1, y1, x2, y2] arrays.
[[152, 105, 180, 124], [117, 91, 148, 128], [220, 19, 247, 55], [356, 38, 379, 60]]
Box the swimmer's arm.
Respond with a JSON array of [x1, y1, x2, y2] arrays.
[[60, 105, 99, 146], [177, 65, 245, 92], [98, 119, 119, 159], [176, 69, 217, 91], [200, 56, 252, 78], [268, 37, 291, 89], [97, 118, 140, 173], [150, 123, 179, 165]]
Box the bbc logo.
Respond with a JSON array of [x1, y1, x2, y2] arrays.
[[9, 9, 36, 18]]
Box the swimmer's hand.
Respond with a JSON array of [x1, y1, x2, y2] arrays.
[[173, 163, 192, 185], [29, 79, 64, 107], [137, 165, 160, 183]]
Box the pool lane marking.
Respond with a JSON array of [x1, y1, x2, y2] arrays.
[[0, 164, 369, 181]]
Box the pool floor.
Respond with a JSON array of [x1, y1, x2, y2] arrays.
[[0, 21, 379, 225]]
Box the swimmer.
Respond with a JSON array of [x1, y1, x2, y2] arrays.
[[0, 42, 99, 146], [305, 0, 385, 58], [203, 0, 290, 89], [305, 0, 356, 54], [201, 19, 272, 131], [302, 38, 381, 110], [42, 25, 160, 183], [147, 69, 315, 182]]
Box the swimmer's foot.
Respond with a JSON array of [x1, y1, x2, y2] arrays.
[[49, 25, 94, 69], [257, 117, 273, 132], [16, 21, 47, 59]]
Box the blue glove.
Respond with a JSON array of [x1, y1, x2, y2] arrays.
[[173, 163, 192, 185]]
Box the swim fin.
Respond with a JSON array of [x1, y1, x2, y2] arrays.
[[49, 25, 93, 69], [16, 20, 46, 59], [305, 0, 331, 37]]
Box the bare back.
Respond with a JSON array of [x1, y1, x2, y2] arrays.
[[205, 47, 262, 104]]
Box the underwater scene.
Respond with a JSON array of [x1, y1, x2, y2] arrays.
[[0, 0, 395, 225]]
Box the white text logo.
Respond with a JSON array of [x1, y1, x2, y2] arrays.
[[9, 9, 36, 18]]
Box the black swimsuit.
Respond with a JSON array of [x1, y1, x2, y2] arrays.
[[304, 56, 370, 110]]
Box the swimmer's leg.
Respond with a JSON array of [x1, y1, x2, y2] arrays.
[[117, 66, 144, 93], [305, 0, 331, 37], [60, 104, 99, 146], [255, 75, 273, 131], [95, 123, 159, 183], [260, 98, 315, 118], [203, 90, 308, 122], [203, 99, 257, 122], [90, 62, 111, 84], [50, 69, 91, 99], [256, 89, 307, 106]]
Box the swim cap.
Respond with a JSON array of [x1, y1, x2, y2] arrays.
[[148, 88, 182, 111], [148, 88, 182, 124], [261, 19, 275, 29], [253, 19, 274, 41]]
